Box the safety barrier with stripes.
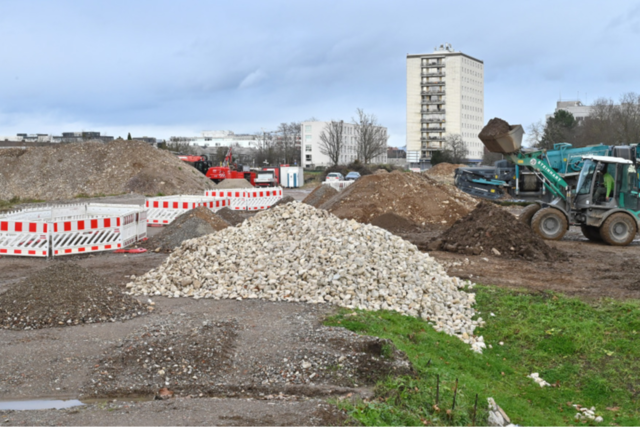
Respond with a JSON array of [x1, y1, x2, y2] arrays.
[[0, 203, 146, 257], [145, 195, 230, 225], [203, 187, 283, 211]]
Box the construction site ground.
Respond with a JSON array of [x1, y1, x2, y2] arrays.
[[2, 189, 640, 425]]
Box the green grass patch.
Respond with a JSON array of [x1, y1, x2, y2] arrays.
[[325, 286, 640, 425], [0, 196, 46, 211]]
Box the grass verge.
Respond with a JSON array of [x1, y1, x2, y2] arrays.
[[325, 285, 640, 425], [0, 196, 46, 211]]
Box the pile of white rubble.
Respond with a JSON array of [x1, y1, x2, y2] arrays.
[[127, 202, 486, 352]]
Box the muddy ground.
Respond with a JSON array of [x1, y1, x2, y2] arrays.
[[3, 190, 640, 425]]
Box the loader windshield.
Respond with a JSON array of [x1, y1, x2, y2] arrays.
[[576, 159, 596, 195]]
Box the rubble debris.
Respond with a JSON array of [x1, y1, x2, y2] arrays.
[[127, 202, 486, 352], [0, 263, 147, 330], [0, 140, 214, 201], [142, 206, 230, 252], [433, 201, 566, 261]]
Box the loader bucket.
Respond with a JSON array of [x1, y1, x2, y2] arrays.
[[479, 124, 524, 155]]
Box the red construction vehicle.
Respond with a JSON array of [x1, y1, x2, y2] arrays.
[[176, 154, 212, 175], [204, 147, 256, 185]]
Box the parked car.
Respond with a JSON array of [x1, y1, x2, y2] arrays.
[[345, 171, 361, 181], [325, 172, 344, 182]]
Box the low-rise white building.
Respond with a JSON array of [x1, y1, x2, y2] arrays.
[[300, 121, 387, 168], [547, 100, 592, 120], [173, 131, 259, 149]]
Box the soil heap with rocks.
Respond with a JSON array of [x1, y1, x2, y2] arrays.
[[320, 171, 477, 228], [127, 202, 486, 352], [479, 118, 511, 139], [433, 202, 565, 261], [425, 163, 467, 185], [0, 263, 148, 330], [370, 212, 422, 234], [270, 195, 296, 208], [215, 178, 254, 189], [142, 206, 230, 252], [302, 184, 339, 208], [0, 140, 214, 201]]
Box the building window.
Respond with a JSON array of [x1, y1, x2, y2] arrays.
[[305, 154, 312, 161], [305, 125, 312, 132], [305, 144, 312, 152], [305, 135, 312, 141]]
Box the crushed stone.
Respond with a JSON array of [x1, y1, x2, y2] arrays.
[[0, 263, 148, 330], [215, 179, 254, 189], [270, 195, 296, 208], [142, 206, 230, 252], [127, 202, 486, 352]]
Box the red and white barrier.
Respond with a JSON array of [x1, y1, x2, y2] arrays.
[[0, 203, 146, 257], [145, 195, 230, 225], [203, 187, 283, 211]]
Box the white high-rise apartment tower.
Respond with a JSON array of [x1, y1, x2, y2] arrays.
[[406, 43, 484, 167]]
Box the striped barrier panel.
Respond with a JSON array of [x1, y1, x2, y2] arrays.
[[0, 220, 49, 257], [137, 211, 148, 240], [145, 196, 230, 225], [243, 188, 284, 211], [51, 216, 123, 256]]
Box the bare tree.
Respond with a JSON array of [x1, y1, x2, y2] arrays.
[[577, 93, 640, 146], [254, 130, 279, 166], [353, 108, 388, 164], [481, 147, 503, 166], [162, 140, 198, 155], [288, 122, 301, 165], [442, 134, 469, 164], [318, 120, 345, 166]]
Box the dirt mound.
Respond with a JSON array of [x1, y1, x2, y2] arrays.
[[216, 207, 247, 226], [321, 171, 477, 227], [270, 195, 296, 208], [374, 169, 389, 175], [433, 202, 565, 261], [426, 163, 467, 177], [216, 179, 254, 189], [142, 206, 230, 252], [370, 212, 421, 234], [303, 184, 339, 208], [0, 263, 147, 330], [0, 140, 214, 201], [479, 118, 511, 139]]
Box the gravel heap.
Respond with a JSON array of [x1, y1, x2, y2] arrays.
[[215, 207, 249, 226], [0, 263, 148, 330], [0, 140, 214, 201], [303, 184, 339, 208], [434, 202, 565, 261], [320, 171, 477, 227], [216, 179, 254, 189], [127, 202, 486, 352], [142, 206, 230, 252]]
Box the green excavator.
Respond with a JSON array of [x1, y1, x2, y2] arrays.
[[480, 123, 640, 246]]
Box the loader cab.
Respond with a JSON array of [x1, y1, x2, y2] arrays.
[[575, 156, 639, 211]]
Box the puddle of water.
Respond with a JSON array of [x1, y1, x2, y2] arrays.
[[0, 399, 84, 411]]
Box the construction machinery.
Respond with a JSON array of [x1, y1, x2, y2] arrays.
[[204, 146, 256, 185], [480, 122, 640, 245], [454, 139, 635, 201], [176, 154, 212, 175]]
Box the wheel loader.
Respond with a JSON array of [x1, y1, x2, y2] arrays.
[[479, 122, 640, 246]]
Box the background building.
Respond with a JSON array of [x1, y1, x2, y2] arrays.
[[406, 43, 484, 168], [300, 121, 387, 168], [547, 100, 592, 120], [172, 131, 259, 149]]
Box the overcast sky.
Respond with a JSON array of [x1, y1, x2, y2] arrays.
[[1, 0, 639, 147]]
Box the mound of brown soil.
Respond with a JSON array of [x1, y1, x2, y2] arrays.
[[433, 202, 565, 261], [270, 195, 296, 208], [216, 207, 248, 226], [0, 263, 148, 330], [0, 140, 214, 201], [321, 171, 477, 227], [216, 179, 254, 189], [370, 212, 421, 234], [143, 206, 230, 252], [374, 169, 389, 175], [425, 163, 467, 177], [479, 118, 511, 139], [303, 184, 339, 208]]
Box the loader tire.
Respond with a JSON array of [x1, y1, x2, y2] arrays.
[[519, 204, 541, 226], [600, 213, 637, 246], [531, 208, 568, 241], [580, 225, 602, 242]]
